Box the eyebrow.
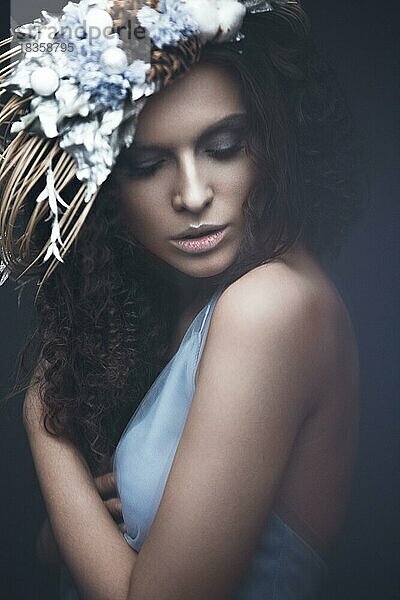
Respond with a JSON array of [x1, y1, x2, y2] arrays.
[[132, 112, 247, 154]]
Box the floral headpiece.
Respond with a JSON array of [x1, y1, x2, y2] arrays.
[[0, 0, 299, 287]]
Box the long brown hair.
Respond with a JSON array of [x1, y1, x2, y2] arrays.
[[6, 5, 367, 473]]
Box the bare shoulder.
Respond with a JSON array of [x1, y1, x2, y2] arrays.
[[220, 249, 355, 339], [215, 257, 347, 349], [208, 255, 358, 414], [137, 258, 357, 597], [219, 260, 330, 321]]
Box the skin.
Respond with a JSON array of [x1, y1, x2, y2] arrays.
[[26, 62, 360, 599], [115, 62, 257, 316]]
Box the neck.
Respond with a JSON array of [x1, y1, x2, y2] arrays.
[[169, 269, 222, 314], [144, 252, 222, 314]]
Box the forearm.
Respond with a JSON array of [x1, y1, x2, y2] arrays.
[[24, 392, 138, 599]]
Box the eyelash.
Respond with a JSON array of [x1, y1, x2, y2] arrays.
[[129, 160, 165, 178], [129, 142, 245, 178], [206, 142, 245, 160]]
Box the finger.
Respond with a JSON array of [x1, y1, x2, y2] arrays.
[[95, 471, 117, 499], [104, 497, 123, 522]]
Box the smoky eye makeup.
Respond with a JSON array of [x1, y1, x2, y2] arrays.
[[117, 148, 168, 177], [198, 114, 248, 158], [203, 131, 246, 158], [116, 113, 248, 177]]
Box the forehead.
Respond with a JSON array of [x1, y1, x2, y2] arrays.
[[134, 62, 244, 147]]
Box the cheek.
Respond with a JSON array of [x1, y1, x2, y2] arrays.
[[215, 157, 256, 206], [118, 179, 171, 241]]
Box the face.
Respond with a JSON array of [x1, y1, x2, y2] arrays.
[[116, 61, 256, 279]]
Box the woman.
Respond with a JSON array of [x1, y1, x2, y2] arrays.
[[0, 1, 363, 598]]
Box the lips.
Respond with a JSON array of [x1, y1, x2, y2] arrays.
[[173, 225, 226, 240], [170, 226, 228, 255]]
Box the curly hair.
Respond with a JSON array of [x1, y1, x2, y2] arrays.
[[28, 183, 180, 472], [11, 4, 367, 474]]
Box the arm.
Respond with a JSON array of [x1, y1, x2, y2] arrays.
[[25, 266, 327, 600], [24, 387, 138, 600], [36, 471, 125, 570], [125, 268, 328, 599]]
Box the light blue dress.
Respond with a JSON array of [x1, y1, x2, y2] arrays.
[[60, 284, 329, 599]]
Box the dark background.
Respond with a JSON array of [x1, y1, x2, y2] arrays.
[[0, 1, 399, 598]]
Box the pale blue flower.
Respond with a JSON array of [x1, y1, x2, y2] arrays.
[[61, 34, 131, 110], [76, 60, 104, 89], [137, 0, 199, 48], [88, 76, 129, 111]]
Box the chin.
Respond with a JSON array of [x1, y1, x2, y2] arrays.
[[168, 246, 239, 279], [143, 232, 243, 280]]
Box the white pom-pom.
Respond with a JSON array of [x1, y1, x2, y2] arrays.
[[85, 8, 113, 37], [30, 67, 60, 97], [216, 1, 246, 42], [184, 0, 220, 43], [185, 0, 246, 44], [100, 48, 129, 75]]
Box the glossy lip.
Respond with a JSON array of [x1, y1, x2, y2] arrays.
[[170, 226, 228, 254], [172, 223, 226, 240]]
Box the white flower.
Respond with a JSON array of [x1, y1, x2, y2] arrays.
[[4, 10, 94, 136], [59, 117, 115, 192], [61, 0, 113, 31], [10, 81, 91, 139], [10, 112, 37, 134], [99, 108, 125, 136], [124, 59, 150, 86], [55, 80, 91, 118], [61, 119, 98, 154], [215, 0, 247, 42], [184, 0, 246, 43], [0, 25, 74, 97], [182, 0, 220, 42], [24, 97, 60, 138], [124, 59, 153, 101], [58, 94, 149, 202], [131, 80, 155, 102]]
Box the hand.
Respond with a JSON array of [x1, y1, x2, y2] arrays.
[[94, 470, 127, 534]]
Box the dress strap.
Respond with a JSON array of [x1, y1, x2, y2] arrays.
[[198, 285, 224, 335], [193, 286, 226, 383]]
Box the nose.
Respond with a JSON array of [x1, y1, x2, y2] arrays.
[[172, 151, 214, 213]]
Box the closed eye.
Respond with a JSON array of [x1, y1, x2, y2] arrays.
[[124, 144, 244, 176], [206, 142, 245, 160], [125, 159, 165, 178]]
